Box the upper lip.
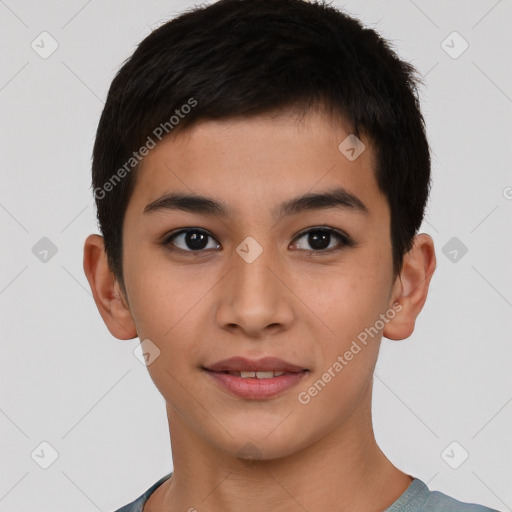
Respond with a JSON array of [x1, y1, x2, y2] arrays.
[[204, 356, 307, 373]]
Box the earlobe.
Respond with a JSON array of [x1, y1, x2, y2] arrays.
[[83, 234, 138, 340], [383, 233, 436, 341]]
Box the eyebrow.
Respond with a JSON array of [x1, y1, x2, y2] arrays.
[[143, 186, 369, 220]]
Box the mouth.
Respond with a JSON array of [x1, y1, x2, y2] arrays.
[[203, 355, 309, 374], [202, 357, 309, 399], [205, 369, 295, 378]]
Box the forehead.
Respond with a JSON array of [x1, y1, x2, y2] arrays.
[[126, 109, 388, 224]]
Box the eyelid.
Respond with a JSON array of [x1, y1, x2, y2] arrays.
[[293, 225, 350, 241]]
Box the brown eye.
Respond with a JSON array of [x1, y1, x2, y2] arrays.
[[292, 227, 353, 252], [164, 229, 221, 252]]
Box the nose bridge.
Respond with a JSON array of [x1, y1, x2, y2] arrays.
[[235, 245, 275, 295], [233, 237, 279, 305]]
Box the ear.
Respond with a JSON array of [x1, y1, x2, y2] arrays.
[[383, 233, 436, 341], [83, 234, 137, 340]]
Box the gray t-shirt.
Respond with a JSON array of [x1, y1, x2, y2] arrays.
[[113, 473, 499, 512]]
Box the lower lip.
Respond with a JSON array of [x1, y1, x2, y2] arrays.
[[204, 369, 308, 399]]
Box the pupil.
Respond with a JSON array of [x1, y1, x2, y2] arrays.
[[186, 230, 208, 250], [309, 230, 330, 250]]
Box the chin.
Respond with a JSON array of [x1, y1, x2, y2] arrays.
[[211, 424, 310, 463]]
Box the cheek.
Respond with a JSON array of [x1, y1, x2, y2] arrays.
[[295, 261, 390, 345], [122, 245, 199, 338]]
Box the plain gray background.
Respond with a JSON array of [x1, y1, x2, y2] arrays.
[[1, 1, 511, 510]]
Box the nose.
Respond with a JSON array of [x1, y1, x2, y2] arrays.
[[215, 242, 295, 338]]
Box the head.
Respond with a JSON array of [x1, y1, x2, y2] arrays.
[[84, 0, 435, 461]]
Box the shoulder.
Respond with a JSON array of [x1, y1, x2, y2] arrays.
[[385, 478, 500, 512], [111, 473, 173, 512], [425, 488, 500, 512]]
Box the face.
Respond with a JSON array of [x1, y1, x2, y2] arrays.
[[112, 109, 404, 459]]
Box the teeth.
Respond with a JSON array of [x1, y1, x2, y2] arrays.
[[230, 370, 286, 378]]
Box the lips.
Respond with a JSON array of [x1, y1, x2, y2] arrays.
[[203, 356, 308, 374], [203, 358, 307, 399], [202, 356, 309, 399]]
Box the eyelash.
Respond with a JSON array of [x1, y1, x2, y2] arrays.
[[161, 226, 355, 255]]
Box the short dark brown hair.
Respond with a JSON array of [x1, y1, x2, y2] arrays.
[[91, 0, 431, 293]]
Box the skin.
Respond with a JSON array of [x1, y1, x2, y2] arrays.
[[84, 108, 436, 512]]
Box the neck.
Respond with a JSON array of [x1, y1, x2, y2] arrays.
[[145, 387, 411, 512]]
